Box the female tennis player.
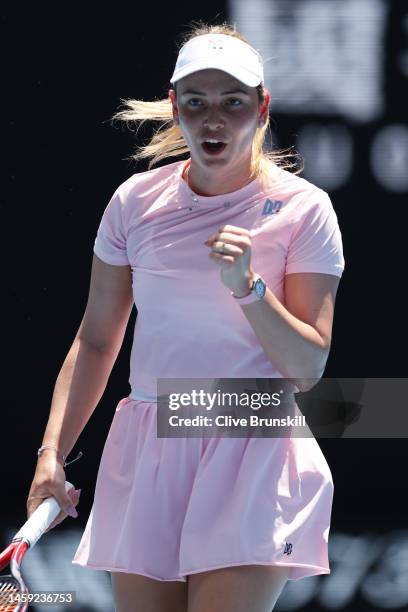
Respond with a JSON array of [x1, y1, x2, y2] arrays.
[[26, 22, 345, 612]]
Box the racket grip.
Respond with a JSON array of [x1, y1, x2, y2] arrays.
[[13, 481, 75, 548]]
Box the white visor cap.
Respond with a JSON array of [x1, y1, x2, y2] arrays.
[[170, 34, 264, 88]]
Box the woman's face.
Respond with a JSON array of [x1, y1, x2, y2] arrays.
[[169, 69, 268, 177]]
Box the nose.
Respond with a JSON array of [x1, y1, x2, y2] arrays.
[[203, 106, 224, 130]]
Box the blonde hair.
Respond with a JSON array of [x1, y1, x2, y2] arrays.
[[110, 21, 303, 184]]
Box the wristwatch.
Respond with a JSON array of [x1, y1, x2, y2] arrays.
[[231, 274, 266, 305]]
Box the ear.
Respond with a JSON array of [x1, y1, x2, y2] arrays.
[[168, 89, 179, 125]]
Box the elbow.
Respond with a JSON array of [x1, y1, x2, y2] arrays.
[[289, 344, 331, 393], [294, 377, 321, 393]]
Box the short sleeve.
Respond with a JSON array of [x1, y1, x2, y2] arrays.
[[93, 189, 130, 266], [285, 192, 345, 277]]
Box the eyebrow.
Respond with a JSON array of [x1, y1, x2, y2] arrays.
[[180, 88, 250, 96]]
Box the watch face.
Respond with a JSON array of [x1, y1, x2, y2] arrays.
[[254, 277, 266, 298]]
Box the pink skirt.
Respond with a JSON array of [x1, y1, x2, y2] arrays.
[[72, 396, 333, 582]]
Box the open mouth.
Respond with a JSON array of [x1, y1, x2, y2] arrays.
[[201, 141, 227, 155]]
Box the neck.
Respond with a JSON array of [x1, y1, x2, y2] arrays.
[[184, 160, 254, 196]]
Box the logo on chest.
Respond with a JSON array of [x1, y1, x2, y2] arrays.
[[262, 199, 283, 215]]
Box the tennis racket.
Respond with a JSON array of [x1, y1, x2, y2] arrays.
[[0, 481, 75, 611]]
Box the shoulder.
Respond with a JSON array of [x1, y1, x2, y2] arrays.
[[101, 159, 185, 228], [268, 165, 336, 222], [272, 165, 329, 200], [115, 159, 185, 204]]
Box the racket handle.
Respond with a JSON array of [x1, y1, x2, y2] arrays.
[[13, 481, 75, 548]]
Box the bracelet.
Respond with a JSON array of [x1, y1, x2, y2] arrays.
[[37, 445, 83, 468]]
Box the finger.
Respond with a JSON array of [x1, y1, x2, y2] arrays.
[[218, 231, 251, 241], [45, 496, 80, 532], [53, 488, 79, 518], [68, 488, 81, 503], [54, 510, 66, 523], [53, 494, 80, 527], [215, 225, 251, 236], [27, 496, 50, 518], [209, 252, 235, 263], [212, 241, 244, 255], [27, 487, 80, 521], [205, 226, 251, 241], [71, 490, 81, 506], [208, 233, 251, 249], [45, 517, 65, 533], [45, 515, 62, 532], [44, 520, 56, 533]]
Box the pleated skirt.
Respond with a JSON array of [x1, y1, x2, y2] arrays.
[[72, 396, 334, 581]]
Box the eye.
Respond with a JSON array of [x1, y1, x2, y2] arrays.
[[227, 98, 243, 107], [187, 98, 203, 106]]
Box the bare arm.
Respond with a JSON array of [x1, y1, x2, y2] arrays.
[[240, 272, 341, 392], [40, 254, 134, 457], [27, 253, 134, 519]]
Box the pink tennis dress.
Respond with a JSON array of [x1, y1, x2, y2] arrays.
[[72, 159, 345, 581]]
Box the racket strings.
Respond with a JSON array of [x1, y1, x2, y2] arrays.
[[0, 576, 21, 611]]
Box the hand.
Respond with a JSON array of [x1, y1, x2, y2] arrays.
[[204, 224, 256, 296], [27, 456, 81, 532]]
